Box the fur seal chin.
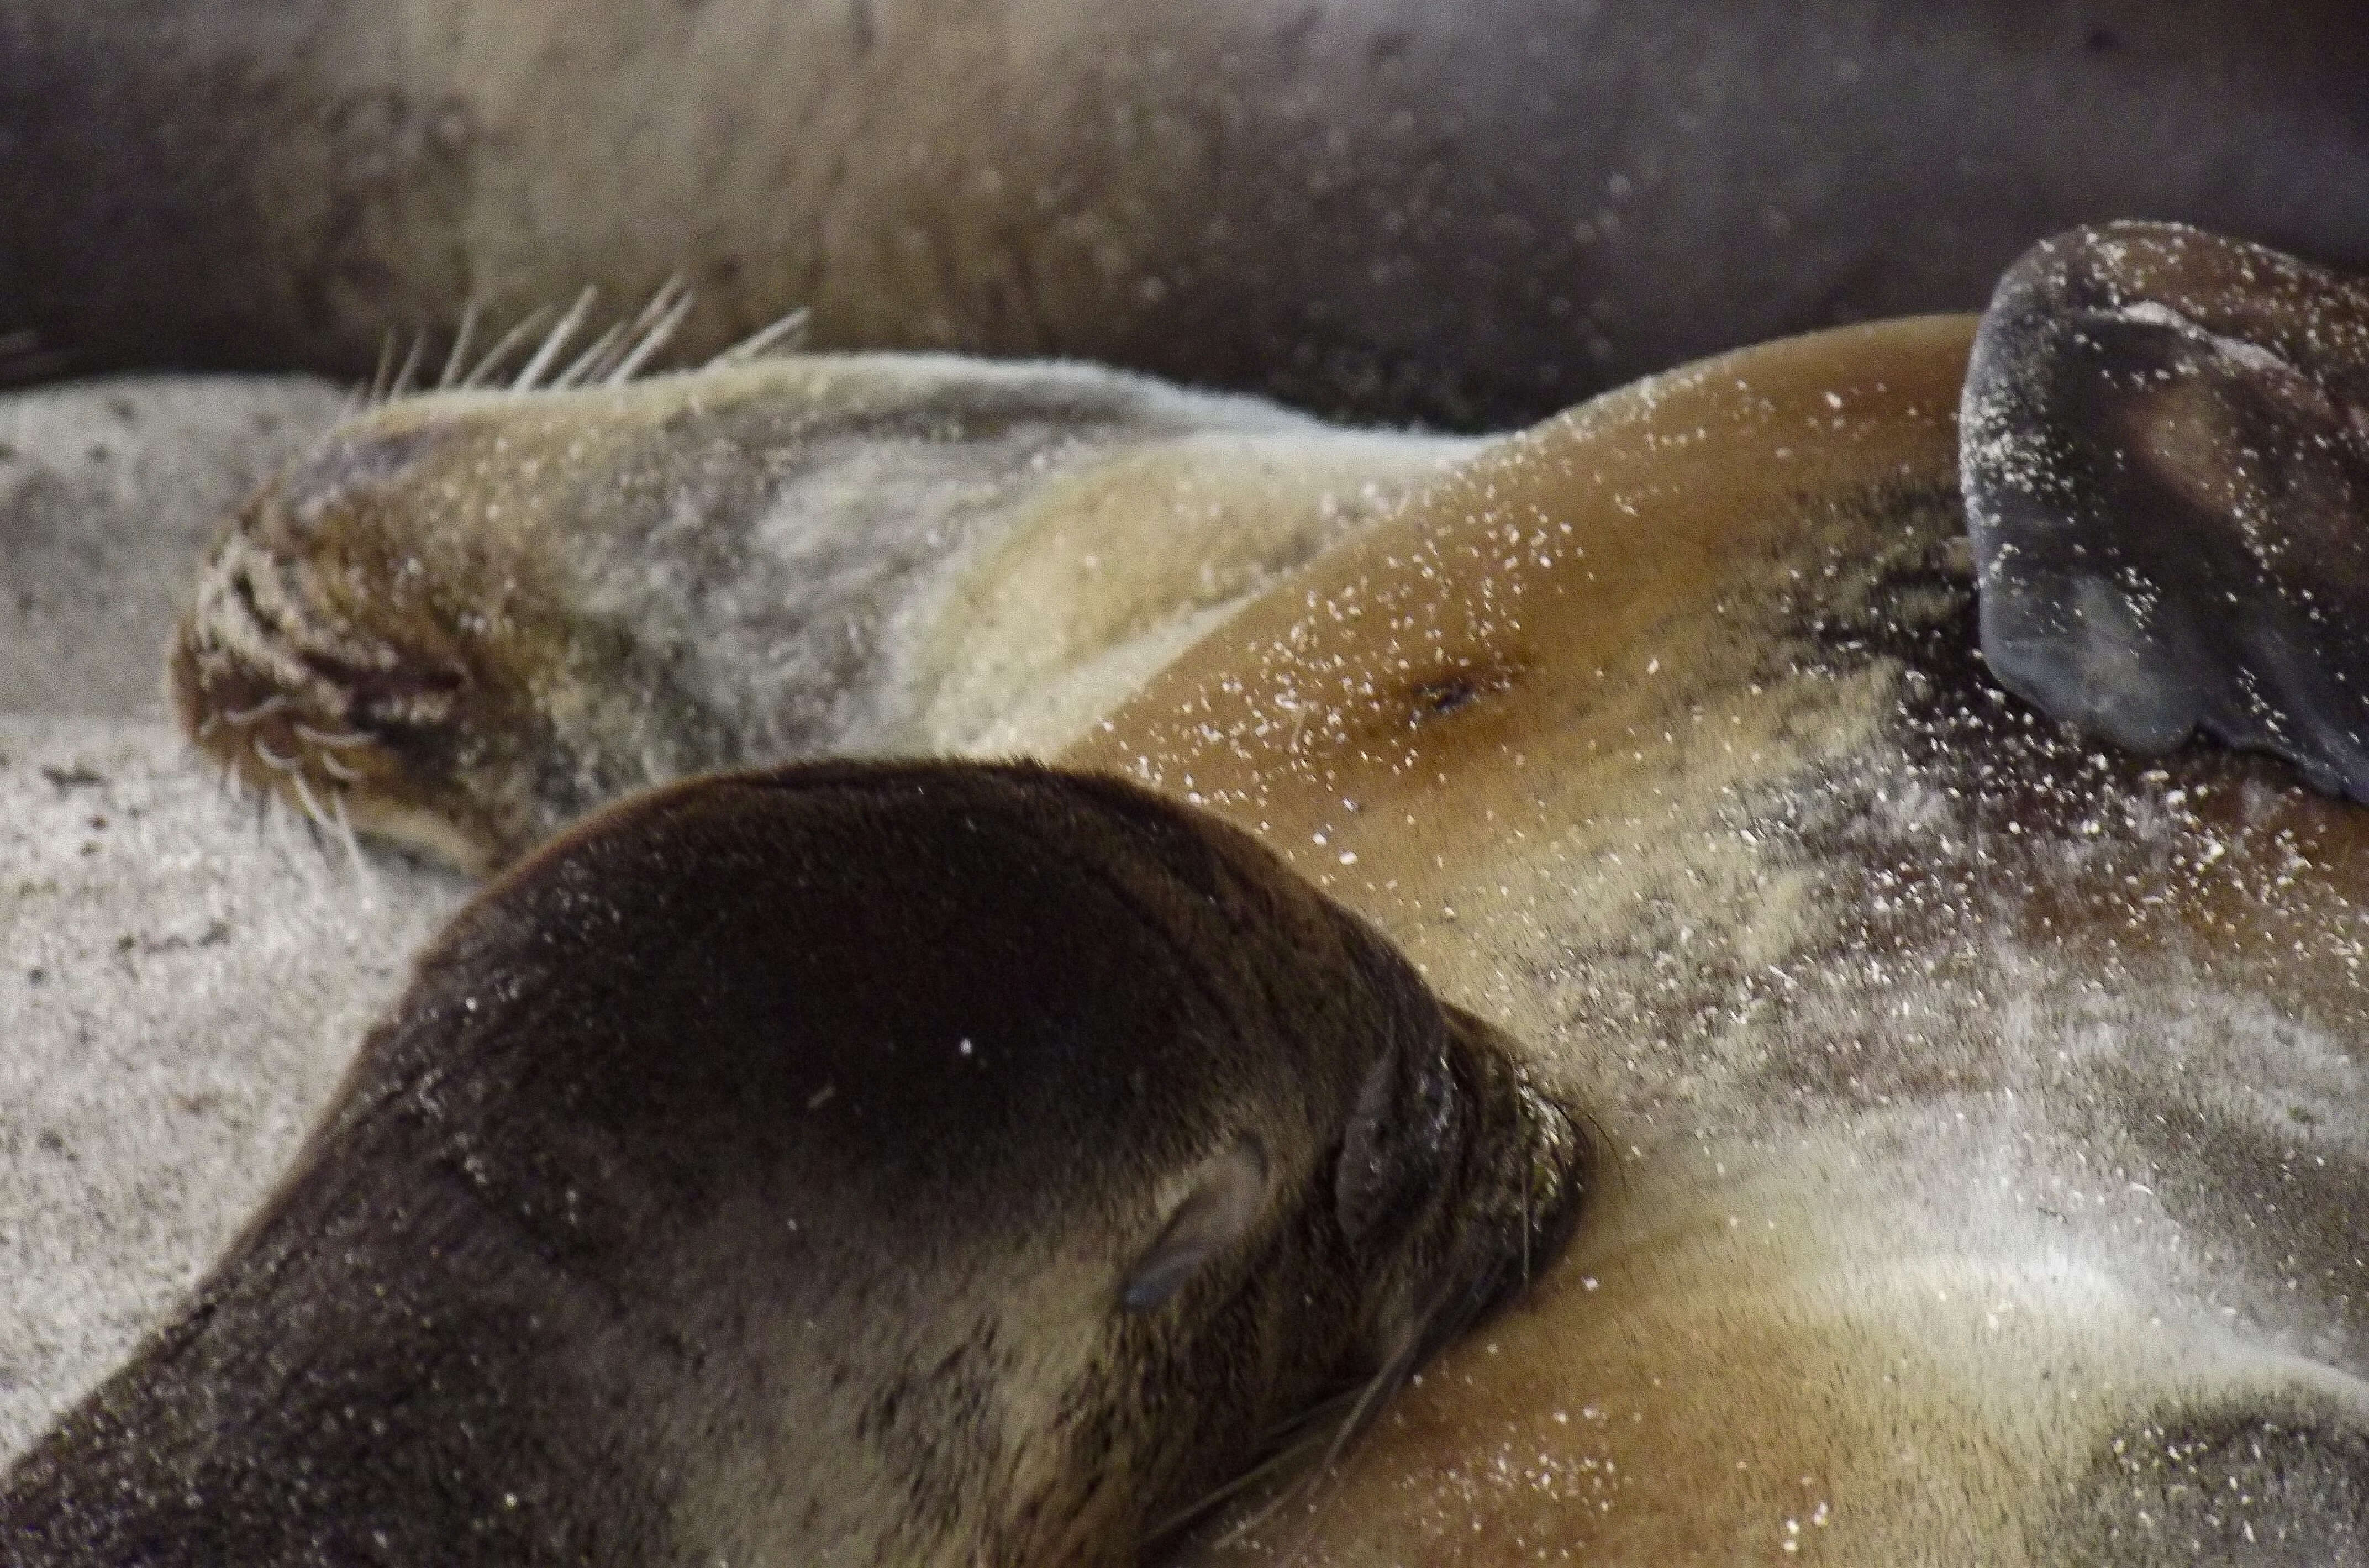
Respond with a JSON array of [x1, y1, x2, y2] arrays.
[[0, 761, 1587, 1567]]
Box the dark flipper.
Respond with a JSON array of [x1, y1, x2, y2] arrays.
[[1962, 221, 2369, 801]]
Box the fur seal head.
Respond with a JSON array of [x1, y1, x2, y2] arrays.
[[0, 761, 1587, 1566], [167, 345, 1446, 874]]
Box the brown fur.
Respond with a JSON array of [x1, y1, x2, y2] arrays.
[[0, 762, 1587, 1566], [1066, 317, 2369, 1561]]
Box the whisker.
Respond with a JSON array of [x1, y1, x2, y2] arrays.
[[550, 317, 632, 390], [252, 736, 299, 772], [288, 767, 328, 830], [330, 790, 379, 894], [562, 275, 686, 388], [604, 283, 694, 385], [291, 721, 375, 750], [437, 301, 482, 390], [708, 306, 810, 367], [460, 306, 557, 389], [315, 751, 364, 783], [223, 693, 291, 727], [284, 770, 338, 871], [366, 331, 398, 404], [1150, 1390, 1360, 1542], [513, 287, 598, 391], [387, 329, 429, 399]]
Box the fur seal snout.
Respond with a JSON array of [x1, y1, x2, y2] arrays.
[[0, 761, 1586, 1566]]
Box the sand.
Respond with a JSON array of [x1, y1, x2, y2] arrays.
[[0, 377, 468, 1456]]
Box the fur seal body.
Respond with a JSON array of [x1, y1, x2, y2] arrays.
[[157, 308, 2369, 1554], [7, 1, 2369, 423], [1050, 315, 2369, 1560], [169, 348, 1468, 871], [0, 761, 1587, 1565]]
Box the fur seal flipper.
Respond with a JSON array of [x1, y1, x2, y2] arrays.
[[1962, 221, 2369, 800], [0, 761, 1586, 1567]]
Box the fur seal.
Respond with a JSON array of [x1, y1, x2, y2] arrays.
[[1051, 314, 2369, 1560], [0, 760, 1588, 1565], [167, 344, 1468, 871], [7, 1, 2369, 424], [156, 307, 2369, 1554]]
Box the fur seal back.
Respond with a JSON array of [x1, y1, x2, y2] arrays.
[[1062, 315, 2369, 1560]]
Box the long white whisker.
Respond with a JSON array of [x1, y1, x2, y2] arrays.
[[438, 301, 482, 390], [330, 790, 379, 896], [291, 721, 375, 749], [513, 287, 597, 391], [223, 693, 291, 727], [366, 332, 398, 404], [288, 767, 328, 830], [578, 274, 690, 386], [606, 285, 694, 385], [551, 317, 631, 390], [708, 306, 810, 367], [285, 770, 338, 873], [388, 329, 428, 399], [460, 306, 556, 389]]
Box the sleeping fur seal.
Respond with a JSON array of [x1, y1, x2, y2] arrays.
[[167, 342, 1470, 872], [7, 0, 2369, 424], [1080, 314, 2369, 1560], [157, 305, 2369, 1555], [0, 760, 1588, 1565]]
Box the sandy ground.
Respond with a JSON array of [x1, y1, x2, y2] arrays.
[[0, 378, 470, 1457]]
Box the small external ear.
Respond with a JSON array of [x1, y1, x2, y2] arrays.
[[1122, 1135, 1270, 1313], [1335, 1040, 1457, 1248]]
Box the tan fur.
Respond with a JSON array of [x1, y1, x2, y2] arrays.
[[1066, 317, 2369, 1560], [149, 313, 2369, 1555], [171, 352, 1470, 871]]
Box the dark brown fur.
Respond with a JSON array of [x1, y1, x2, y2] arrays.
[[0, 761, 1584, 1567]]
